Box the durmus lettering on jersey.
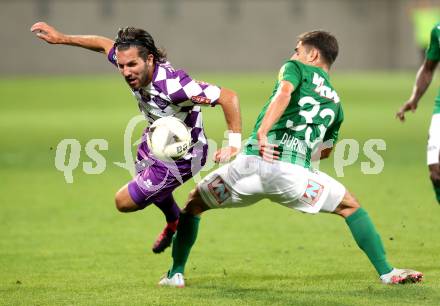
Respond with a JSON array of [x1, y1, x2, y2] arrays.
[[280, 134, 307, 155]]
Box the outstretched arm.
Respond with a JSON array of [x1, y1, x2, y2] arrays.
[[212, 87, 242, 163], [30, 22, 114, 56], [396, 59, 438, 122]]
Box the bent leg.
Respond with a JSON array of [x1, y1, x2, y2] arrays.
[[166, 155, 259, 278], [333, 191, 393, 276]]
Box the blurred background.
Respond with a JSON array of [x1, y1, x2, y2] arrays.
[[2, 1, 440, 305], [2, 0, 439, 75]]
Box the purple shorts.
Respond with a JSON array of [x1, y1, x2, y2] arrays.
[[128, 140, 208, 208]]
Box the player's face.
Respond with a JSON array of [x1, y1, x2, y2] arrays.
[[291, 41, 317, 65], [116, 47, 153, 90]]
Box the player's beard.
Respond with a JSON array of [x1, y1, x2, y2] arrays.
[[136, 66, 151, 89], [125, 65, 151, 90]]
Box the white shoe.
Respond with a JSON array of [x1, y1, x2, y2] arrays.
[[380, 268, 423, 284], [158, 272, 185, 288]]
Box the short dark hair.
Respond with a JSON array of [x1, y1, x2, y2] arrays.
[[114, 27, 167, 63], [298, 31, 339, 66]]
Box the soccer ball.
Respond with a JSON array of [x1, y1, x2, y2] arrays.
[[146, 116, 191, 161]]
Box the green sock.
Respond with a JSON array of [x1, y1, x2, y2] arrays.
[[345, 208, 393, 276], [433, 185, 440, 203], [169, 213, 200, 277]]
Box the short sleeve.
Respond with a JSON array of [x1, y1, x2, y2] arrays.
[[167, 70, 221, 107], [278, 60, 302, 88], [426, 25, 440, 61], [324, 107, 344, 143], [107, 46, 117, 66]]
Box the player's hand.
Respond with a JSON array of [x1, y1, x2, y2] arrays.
[[30, 22, 64, 44], [213, 146, 239, 163], [396, 100, 418, 122], [257, 132, 280, 162]]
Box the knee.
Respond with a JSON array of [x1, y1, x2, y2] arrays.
[[333, 191, 361, 218], [182, 188, 210, 216], [115, 190, 134, 212]]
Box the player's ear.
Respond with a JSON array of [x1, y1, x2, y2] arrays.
[[147, 54, 154, 66], [309, 48, 319, 64]]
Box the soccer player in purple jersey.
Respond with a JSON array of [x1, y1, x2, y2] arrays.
[[31, 22, 242, 253]]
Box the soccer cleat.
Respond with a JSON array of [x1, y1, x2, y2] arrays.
[[380, 268, 423, 284], [158, 272, 185, 288], [152, 222, 177, 254]]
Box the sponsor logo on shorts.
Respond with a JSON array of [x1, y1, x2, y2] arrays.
[[207, 176, 231, 205], [301, 179, 323, 206], [191, 95, 211, 105]]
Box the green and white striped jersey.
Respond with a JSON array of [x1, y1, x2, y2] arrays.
[[244, 60, 344, 168]]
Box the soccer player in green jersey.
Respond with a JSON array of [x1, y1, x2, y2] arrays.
[[397, 22, 440, 203], [159, 31, 423, 287]]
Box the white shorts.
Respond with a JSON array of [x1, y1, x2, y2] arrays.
[[428, 114, 440, 165], [198, 154, 346, 214]]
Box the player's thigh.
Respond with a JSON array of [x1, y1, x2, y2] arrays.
[[197, 155, 265, 209], [271, 166, 346, 214], [126, 159, 188, 209], [115, 183, 139, 212]]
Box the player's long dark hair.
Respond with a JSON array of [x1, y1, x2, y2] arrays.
[[114, 27, 167, 63]]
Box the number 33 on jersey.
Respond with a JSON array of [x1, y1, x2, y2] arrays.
[[245, 60, 344, 168]]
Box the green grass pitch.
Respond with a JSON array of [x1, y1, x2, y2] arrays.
[[1, 72, 440, 305]]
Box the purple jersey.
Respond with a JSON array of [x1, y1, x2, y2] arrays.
[[108, 47, 220, 160], [108, 47, 220, 206]]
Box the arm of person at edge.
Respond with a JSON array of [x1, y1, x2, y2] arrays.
[[213, 88, 242, 163], [256, 80, 293, 162], [30, 21, 114, 56], [396, 59, 438, 122]]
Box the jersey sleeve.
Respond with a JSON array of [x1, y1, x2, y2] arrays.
[[323, 107, 344, 143], [107, 46, 117, 67], [426, 24, 440, 61], [278, 60, 302, 88], [167, 70, 221, 107]]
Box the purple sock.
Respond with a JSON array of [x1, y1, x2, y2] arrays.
[[154, 193, 180, 222]]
